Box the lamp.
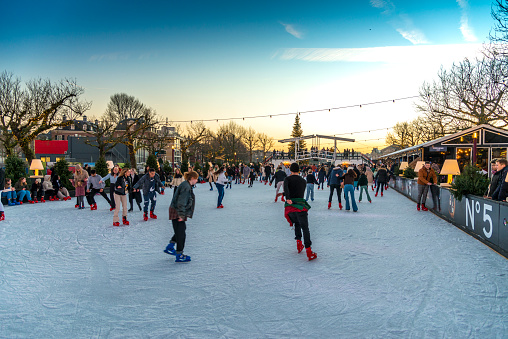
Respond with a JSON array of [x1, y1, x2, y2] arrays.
[[414, 161, 426, 173], [439, 159, 461, 187], [399, 161, 409, 176], [106, 160, 114, 170], [29, 159, 44, 178]]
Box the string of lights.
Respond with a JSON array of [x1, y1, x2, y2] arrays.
[[171, 95, 419, 124]]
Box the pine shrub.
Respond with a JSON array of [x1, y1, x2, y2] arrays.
[[451, 165, 490, 202]]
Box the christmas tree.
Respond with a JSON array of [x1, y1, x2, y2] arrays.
[[288, 115, 306, 155]]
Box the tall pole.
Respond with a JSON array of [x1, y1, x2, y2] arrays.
[[472, 132, 478, 167]]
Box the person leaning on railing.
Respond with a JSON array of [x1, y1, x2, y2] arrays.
[[484, 159, 501, 199]]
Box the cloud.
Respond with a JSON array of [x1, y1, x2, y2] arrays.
[[396, 28, 429, 45], [280, 22, 303, 39], [456, 0, 478, 42], [275, 44, 483, 64]]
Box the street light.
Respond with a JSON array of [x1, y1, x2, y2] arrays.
[[171, 145, 175, 172]]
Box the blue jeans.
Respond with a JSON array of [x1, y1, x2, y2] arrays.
[[305, 184, 314, 201], [143, 191, 157, 212], [344, 184, 358, 211], [216, 183, 225, 207], [17, 190, 31, 202], [1, 191, 16, 200]]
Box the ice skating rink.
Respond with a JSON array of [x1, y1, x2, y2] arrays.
[[1, 181, 507, 338]]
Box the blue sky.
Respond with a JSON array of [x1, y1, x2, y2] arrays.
[[0, 0, 494, 151]]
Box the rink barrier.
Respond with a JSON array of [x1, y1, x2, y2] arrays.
[[389, 177, 508, 258]]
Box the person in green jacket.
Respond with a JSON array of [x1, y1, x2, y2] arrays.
[[358, 170, 372, 203]]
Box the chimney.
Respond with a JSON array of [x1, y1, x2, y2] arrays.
[[83, 115, 87, 122]]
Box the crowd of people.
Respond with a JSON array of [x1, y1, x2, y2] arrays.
[[3, 155, 507, 263]]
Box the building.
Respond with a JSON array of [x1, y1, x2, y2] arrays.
[[381, 124, 508, 174]]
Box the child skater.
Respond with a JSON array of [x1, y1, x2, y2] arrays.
[[284, 163, 317, 261], [305, 168, 318, 202], [164, 170, 198, 262], [113, 168, 130, 226]]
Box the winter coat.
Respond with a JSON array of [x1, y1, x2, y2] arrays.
[[317, 168, 326, 181], [169, 180, 195, 221], [486, 171, 501, 197], [492, 166, 508, 201], [43, 175, 55, 192], [171, 174, 184, 187], [366, 169, 374, 184], [87, 175, 105, 190], [375, 168, 388, 183], [328, 167, 343, 186], [306, 174, 318, 185], [270, 170, 287, 185], [216, 172, 228, 185], [417, 167, 437, 186], [243, 166, 251, 177], [357, 173, 368, 186], [339, 172, 356, 186], [114, 175, 127, 195], [73, 165, 89, 196], [133, 173, 163, 195]]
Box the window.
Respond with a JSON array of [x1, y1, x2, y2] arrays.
[[484, 131, 508, 144], [70, 124, 75, 130], [456, 148, 471, 171], [83, 124, 87, 131], [492, 148, 507, 161], [55, 157, 63, 162], [443, 132, 477, 145], [40, 157, 50, 163]]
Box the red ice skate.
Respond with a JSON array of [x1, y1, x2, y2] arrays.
[[122, 216, 130, 225], [150, 211, 157, 219], [327, 202, 331, 209], [421, 204, 428, 211], [296, 240, 304, 253], [113, 222, 120, 226], [143, 212, 148, 221], [306, 247, 317, 261], [339, 203, 343, 210]]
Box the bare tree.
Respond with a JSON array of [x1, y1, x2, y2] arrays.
[[82, 117, 120, 160], [216, 121, 246, 162], [257, 133, 275, 161], [178, 121, 209, 165], [417, 56, 508, 128], [385, 121, 423, 149], [104, 93, 157, 168], [242, 127, 259, 163], [0, 71, 90, 162]]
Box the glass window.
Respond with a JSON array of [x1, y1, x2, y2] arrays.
[[492, 148, 507, 161], [40, 157, 50, 162], [443, 132, 477, 145], [484, 131, 508, 144], [55, 157, 63, 162], [475, 148, 489, 172], [70, 124, 75, 130], [456, 148, 471, 171]]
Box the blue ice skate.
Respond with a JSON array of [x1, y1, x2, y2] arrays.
[[163, 243, 176, 256], [175, 253, 191, 262]]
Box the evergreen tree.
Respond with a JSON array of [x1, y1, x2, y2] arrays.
[[146, 154, 159, 171], [288, 115, 306, 155], [180, 162, 189, 173], [5, 155, 26, 184], [54, 159, 73, 190], [94, 157, 109, 177], [163, 161, 172, 174]]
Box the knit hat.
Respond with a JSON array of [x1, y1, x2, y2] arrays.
[[290, 163, 299, 173]]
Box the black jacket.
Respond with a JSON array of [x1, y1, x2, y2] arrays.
[[115, 176, 127, 195], [486, 171, 501, 197], [492, 166, 508, 201], [270, 170, 287, 185], [375, 168, 389, 183], [170, 180, 195, 219]]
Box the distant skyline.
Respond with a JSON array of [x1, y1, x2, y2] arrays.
[[0, 0, 495, 152]]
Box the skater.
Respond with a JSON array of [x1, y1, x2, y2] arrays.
[[170, 168, 184, 193], [14, 177, 34, 204], [283, 163, 317, 261], [214, 166, 228, 208], [340, 169, 358, 212], [366, 166, 375, 192], [86, 169, 112, 210], [0, 200, 4, 221], [416, 161, 437, 211], [242, 164, 251, 184], [164, 170, 199, 262], [72, 165, 88, 209], [101, 165, 120, 211], [226, 165, 235, 189], [42, 175, 57, 201], [264, 163, 272, 184], [317, 166, 326, 190], [327, 164, 343, 210], [133, 168, 164, 221], [128, 168, 142, 212], [270, 166, 287, 202], [374, 165, 388, 197], [113, 168, 130, 226], [248, 167, 256, 187], [206, 165, 217, 190], [52, 176, 71, 201], [2, 178, 18, 206], [305, 169, 317, 202], [357, 170, 371, 203]]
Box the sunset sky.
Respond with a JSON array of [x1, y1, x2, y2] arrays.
[[0, 0, 494, 152]]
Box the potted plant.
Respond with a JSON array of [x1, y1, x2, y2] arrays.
[[450, 165, 489, 202]]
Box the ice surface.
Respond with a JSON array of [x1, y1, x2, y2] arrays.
[[1, 181, 507, 338]]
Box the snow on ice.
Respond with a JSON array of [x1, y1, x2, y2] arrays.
[[1, 181, 507, 338]]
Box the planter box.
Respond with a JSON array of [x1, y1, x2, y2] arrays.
[[390, 176, 508, 258]]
